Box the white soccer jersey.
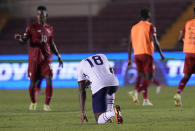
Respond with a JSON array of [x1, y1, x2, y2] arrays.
[[77, 54, 119, 94]]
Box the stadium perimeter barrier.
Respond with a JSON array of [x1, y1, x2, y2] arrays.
[[0, 51, 194, 90]]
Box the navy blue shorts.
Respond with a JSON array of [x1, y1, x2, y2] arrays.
[[92, 86, 118, 114]]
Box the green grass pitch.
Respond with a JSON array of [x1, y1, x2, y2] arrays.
[[1, 85, 195, 131]]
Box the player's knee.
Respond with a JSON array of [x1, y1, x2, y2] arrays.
[[184, 74, 191, 80], [138, 72, 144, 77], [144, 73, 153, 79], [45, 75, 52, 84], [30, 80, 36, 87]]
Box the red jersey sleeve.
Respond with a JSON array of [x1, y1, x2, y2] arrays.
[[24, 25, 31, 38], [150, 24, 157, 36], [51, 26, 54, 39]]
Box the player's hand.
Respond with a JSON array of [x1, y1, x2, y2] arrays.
[[14, 33, 22, 40], [58, 56, 63, 68], [127, 59, 132, 68], [80, 112, 88, 124], [85, 80, 91, 88]]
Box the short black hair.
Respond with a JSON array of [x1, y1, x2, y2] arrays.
[[140, 8, 150, 19], [37, 6, 47, 11], [194, 8, 195, 13]]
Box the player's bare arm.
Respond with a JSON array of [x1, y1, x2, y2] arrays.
[[50, 39, 63, 68], [152, 35, 165, 61], [178, 29, 185, 43], [85, 80, 91, 88], [127, 36, 133, 67], [178, 30, 184, 42], [14, 33, 28, 44], [78, 80, 88, 124]]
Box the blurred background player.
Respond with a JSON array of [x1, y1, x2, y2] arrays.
[[154, 78, 164, 94], [126, 63, 164, 94], [134, 76, 164, 95], [128, 8, 165, 106], [77, 54, 123, 124], [14, 6, 63, 111], [174, 8, 195, 106]]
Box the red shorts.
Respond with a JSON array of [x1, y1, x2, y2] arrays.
[[183, 53, 195, 74], [28, 60, 53, 81], [134, 54, 154, 73]]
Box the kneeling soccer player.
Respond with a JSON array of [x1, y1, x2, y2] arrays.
[[77, 54, 123, 124]]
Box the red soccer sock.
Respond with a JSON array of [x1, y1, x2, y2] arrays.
[[153, 79, 160, 86], [142, 79, 151, 99], [29, 86, 36, 103], [136, 85, 143, 92], [177, 77, 189, 94], [135, 76, 142, 92], [45, 84, 53, 105]]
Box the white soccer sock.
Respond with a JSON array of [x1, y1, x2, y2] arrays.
[[97, 110, 115, 124], [106, 94, 115, 112], [134, 90, 138, 100]]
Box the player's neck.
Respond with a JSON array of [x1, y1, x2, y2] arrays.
[[38, 21, 46, 26], [142, 18, 149, 21], [141, 19, 150, 23]]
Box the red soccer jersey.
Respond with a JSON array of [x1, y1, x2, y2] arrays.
[[24, 22, 54, 63]]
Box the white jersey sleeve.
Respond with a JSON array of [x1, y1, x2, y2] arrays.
[[77, 61, 85, 82]]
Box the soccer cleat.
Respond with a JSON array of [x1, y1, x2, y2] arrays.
[[174, 94, 182, 106], [128, 91, 139, 104], [43, 104, 51, 111], [107, 119, 113, 123], [114, 105, 123, 124], [142, 99, 153, 106], [29, 103, 37, 111], [156, 84, 164, 94]]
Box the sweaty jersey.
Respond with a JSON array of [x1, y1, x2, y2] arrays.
[[24, 22, 54, 63], [131, 21, 156, 56], [77, 54, 119, 94], [182, 19, 195, 53]]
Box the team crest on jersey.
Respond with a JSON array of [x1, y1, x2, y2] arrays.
[[37, 30, 41, 33], [46, 29, 51, 34]]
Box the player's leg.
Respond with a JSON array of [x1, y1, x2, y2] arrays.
[[174, 53, 195, 106], [28, 61, 38, 110], [42, 61, 53, 111], [174, 73, 191, 106], [93, 88, 112, 124], [93, 87, 122, 124], [142, 73, 153, 106], [44, 75, 53, 111], [106, 93, 115, 112], [97, 104, 123, 124], [154, 78, 164, 94], [129, 74, 141, 104], [107, 86, 123, 124], [35, 77, 43, 95], [129, 56, 144, 104], [106, 86, 118, 111], [177, 73, 191, 94], [134, 57, 144, 93], [135, 74, 142, 92], [29, 80, 37, 110], [92, 88, 115, 124], [141, 55, 154, 106], [152, 63, 164, 94]]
